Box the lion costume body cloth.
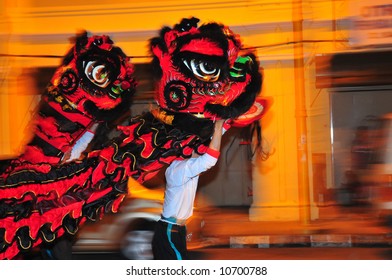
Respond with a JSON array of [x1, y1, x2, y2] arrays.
[[0, 17, 266, 259]]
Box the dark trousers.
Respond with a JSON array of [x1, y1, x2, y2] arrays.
[[152, 220, 187, 260], [41, 235, 73, 260]]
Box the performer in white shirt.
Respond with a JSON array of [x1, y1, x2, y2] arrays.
[[152, 119, 229, 260]]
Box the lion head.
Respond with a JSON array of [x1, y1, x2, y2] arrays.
[[48, 31, 136, 122], [150, 17, 262, 124]]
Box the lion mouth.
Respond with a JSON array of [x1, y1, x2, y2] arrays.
[[190, 80, 231, 96]]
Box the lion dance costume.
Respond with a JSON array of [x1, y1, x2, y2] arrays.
[[0, 17, 267, 259]]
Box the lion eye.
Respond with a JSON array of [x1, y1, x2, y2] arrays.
[[84, 61, 111, 88], [183, 59, 220, 82]]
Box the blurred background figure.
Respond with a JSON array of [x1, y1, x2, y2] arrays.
[[365, 113, 392, 226], [339, 118, 381, 207]]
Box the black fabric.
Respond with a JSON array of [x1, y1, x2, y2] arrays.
[[39, 101, 83, 133], [171, 111, 214, 140], [152, 220, 187, 260], [29, 135, 63, 157]]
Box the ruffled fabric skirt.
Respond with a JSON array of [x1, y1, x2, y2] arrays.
[[0, 111, 211, 259]]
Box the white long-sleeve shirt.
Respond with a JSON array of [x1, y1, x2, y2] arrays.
[[161, 148, 220, 223], [67, 130, 95, 161]]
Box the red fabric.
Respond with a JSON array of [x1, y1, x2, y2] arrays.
[[206, 148, 220, 159], [0, 167, 93, 200], [180, 39, 223, 56], [19, 146, 60, 164], [86, 188, 112, 204], [140, 132, 155, 158]]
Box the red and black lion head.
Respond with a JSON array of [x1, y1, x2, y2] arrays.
[[150, 17, 263, 127], [49, 31, 136, 122]]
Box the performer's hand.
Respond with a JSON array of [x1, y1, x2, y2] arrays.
[[61, 150, 72, 163], [209, 119, 225, 152]]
